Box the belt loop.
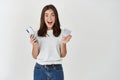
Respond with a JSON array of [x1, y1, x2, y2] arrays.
[[45, 65, 47, 68], [53, 64, 55, 69]]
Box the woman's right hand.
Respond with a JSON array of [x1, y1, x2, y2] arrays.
[[30, 35, 39, 46], [30, 35, 40, 59]]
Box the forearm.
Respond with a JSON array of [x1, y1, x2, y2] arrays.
[[32, 45, 40, 59], [60, 43, 67, 58]]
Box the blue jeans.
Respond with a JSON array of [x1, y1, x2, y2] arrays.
[[34, 63, 64, 80]]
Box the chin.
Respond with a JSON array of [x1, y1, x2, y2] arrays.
[[47, 25, 53, 29]]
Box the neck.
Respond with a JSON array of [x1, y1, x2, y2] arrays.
[[47, 27, 52, 30]]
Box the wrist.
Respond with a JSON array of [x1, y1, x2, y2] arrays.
[[32, 42, 38, 47], [61, 42, 66, 45]]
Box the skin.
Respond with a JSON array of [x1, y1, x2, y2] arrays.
[[30, 9, 72, 59], [30, 35, 39, 59], [44, 9, 55, 30]]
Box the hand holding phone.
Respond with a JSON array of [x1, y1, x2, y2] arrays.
[[26, 26, 37, 41]]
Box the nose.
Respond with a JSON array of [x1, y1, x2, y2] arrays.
[[48, 17, 52, 21], [48, 15, 53, 21]]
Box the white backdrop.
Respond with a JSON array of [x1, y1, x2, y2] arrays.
[[0, 0, 120, 80]]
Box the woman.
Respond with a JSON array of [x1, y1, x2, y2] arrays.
[[30, 4, 72, 80]]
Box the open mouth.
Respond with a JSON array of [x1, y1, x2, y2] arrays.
[[47, 21, 53, 25]]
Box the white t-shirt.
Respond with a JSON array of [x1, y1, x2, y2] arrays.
[[36, 29, 64, 65]]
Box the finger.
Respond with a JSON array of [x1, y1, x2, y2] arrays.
[[64, 35, 71, 38], [30, 35, 35, 43], [66, 35, 72, 42], [67, 35, 72, 38], [32, 39, 39, 45], [67, 35, 72, 37], [30, 34, 34, 39], [65, 35, 71, 39], [30, 35, 36, 41]]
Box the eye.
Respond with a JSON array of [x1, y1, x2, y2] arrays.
[[45, 14, 48, 17], [51, 13, 55, 17]]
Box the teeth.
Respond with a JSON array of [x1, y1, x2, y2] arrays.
[[48, 22, 52, 24]]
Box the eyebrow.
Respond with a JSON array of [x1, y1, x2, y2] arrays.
[[45, 12, 55, 14], [45, 13, 48, 15]]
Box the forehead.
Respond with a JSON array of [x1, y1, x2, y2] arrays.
[[45, 9, 54, 14]]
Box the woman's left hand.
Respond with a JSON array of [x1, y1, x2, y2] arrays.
[[61, 35, 72, 44]]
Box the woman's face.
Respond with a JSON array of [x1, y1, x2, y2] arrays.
[[44, 9, 55, 30]]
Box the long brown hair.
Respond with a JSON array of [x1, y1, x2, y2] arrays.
[[37, 4, 61, 37]]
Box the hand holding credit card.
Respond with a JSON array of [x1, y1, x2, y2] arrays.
[[63, 29, 71, 37]]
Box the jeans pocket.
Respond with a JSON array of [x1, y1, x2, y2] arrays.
[[34, 63, 41, 70], [34, 63, 44, 80]]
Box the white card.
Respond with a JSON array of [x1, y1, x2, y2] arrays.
[[63, 29, 71, 37], [26, 26, 35, 36]]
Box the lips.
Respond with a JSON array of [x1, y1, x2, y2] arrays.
[[47, 21, 52, 25]]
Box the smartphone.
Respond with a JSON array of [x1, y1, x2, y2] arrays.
[[26, 26, 37, 41], [63, 29, 71, 37], [26, 26, 35, 36]]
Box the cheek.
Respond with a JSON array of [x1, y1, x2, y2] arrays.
[[52, 17, 55, 22], [44, 17, 47, 22]]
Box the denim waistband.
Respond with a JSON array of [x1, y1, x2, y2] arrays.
[[34, 62, 64, 80], [36, 62, 62, 68]]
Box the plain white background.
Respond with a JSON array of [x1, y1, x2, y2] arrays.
[[0, 0, 120, 80]]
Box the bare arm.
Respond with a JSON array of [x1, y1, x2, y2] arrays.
[[30, 35, 40, 59], [60, 43, 67, 57], [60, 35, 72, 58]]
